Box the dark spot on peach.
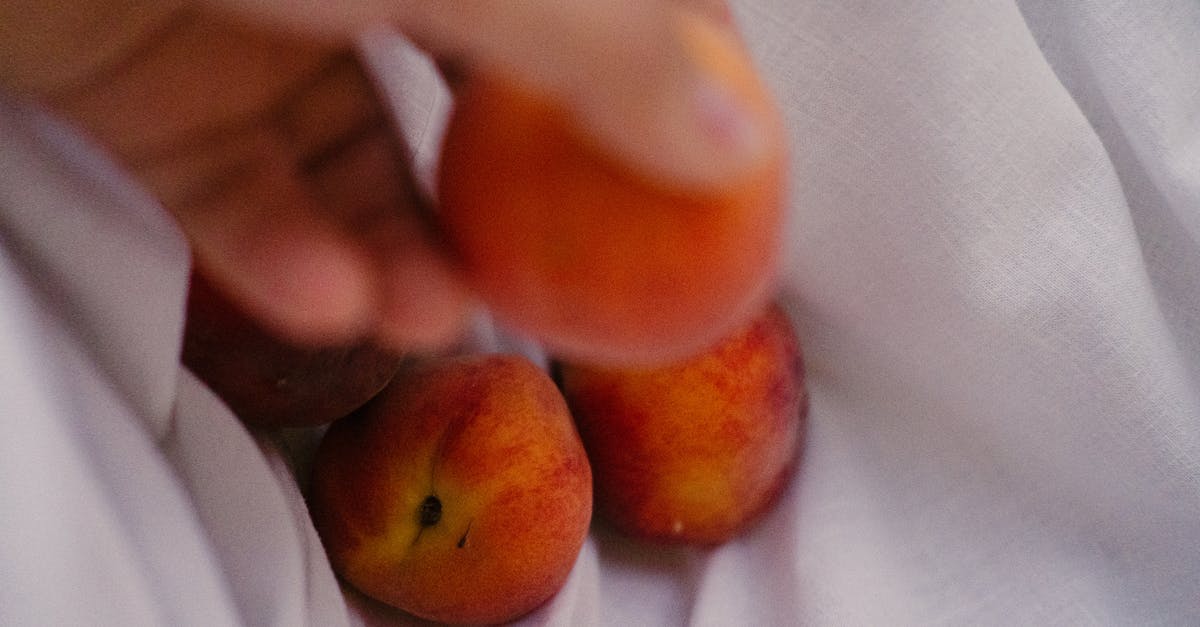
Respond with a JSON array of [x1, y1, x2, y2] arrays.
[[419, 495, 442, 527]]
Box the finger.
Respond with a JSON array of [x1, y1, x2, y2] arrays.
[[172, 147, 380, 344], [52, 8, 470, 348], [294, 70, 470, 348], [167, 51, 471, 349]]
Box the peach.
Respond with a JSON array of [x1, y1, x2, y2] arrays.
[[556, 303, 805, 545], [182, 271, 403, 427], [308, 354, 592, 625], [435, 13, 787, 366]]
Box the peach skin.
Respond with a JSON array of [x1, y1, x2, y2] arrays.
[[308, 354, 592, 624], [556, 303, 805, 545]]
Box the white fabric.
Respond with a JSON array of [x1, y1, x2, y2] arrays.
[[2, 1, 1198, 625], [0, 96, 348, 627]]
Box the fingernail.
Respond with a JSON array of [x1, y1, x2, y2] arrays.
[[691, 74, 769, 170], [670, 10, 776, 186]]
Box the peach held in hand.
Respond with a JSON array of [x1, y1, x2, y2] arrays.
[[182, 271, 403, 427], [435, 13, 787, 366], [308, 354, 593, 625], [557, 303, 805, 545]]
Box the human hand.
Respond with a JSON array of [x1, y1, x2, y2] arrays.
[[0, 0, 767, 352]]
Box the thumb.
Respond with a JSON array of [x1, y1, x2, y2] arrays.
[[394, 1, 778, 189]]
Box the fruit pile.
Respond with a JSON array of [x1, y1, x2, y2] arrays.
[[184, 12, 806, 626], [307, 301, 804, 625]]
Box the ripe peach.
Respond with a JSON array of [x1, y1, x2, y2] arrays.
[[556, 303, 805, 545], [308, 354, 592, 625], [182, 271, 403, 427], [435, 13, 787, 366]]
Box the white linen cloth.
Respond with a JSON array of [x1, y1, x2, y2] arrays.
[[1, 1, 1197, 625]]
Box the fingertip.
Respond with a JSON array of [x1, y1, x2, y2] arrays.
[[404, 2, 781, 191], [373, 251, 472, 351], [193, 225, 378, 346], [573, 8, 782, 190], [176, 155, 382, 346]]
